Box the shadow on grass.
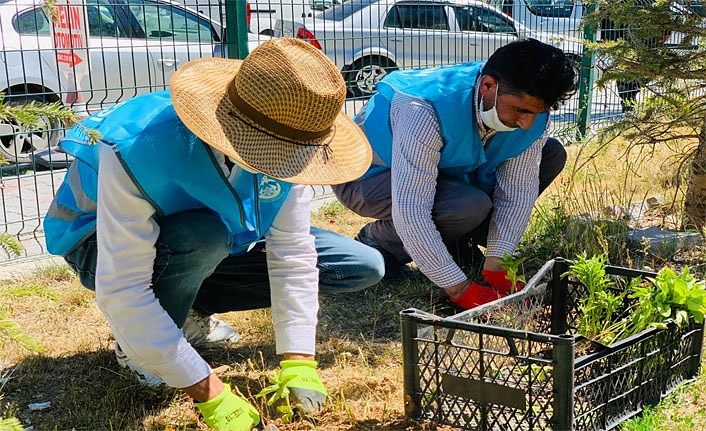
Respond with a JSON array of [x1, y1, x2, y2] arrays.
[[317, 277, 458, 343], [2, 349, 182, 430], [0, 343, 292, 430]]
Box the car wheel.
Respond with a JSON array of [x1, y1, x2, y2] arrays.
[[0, 94, 61, 164], [344, 56, 397, 99]]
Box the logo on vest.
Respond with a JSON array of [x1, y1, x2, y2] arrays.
[[258, 176, 282, 201]]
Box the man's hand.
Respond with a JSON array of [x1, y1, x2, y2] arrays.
[[444, 281, 502, 309], [482, 256, 524, 295], [195, 383, 260, 431], [482, 256, 504, 272], [482, 269, 523, 295], [279, 359, 328, 414]]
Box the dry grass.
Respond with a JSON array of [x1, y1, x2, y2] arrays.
[[1, 135, 705, 430]]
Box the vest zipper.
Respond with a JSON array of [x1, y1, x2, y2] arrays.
[[204, 145, 247, 226], [253, 174, 262, 235]]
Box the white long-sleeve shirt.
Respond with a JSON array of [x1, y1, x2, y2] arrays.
[[388, 93, 547, 289], [94, 143, 319, 389]]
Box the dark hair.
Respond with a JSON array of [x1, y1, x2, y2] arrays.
[[481, 38, 577, 110]]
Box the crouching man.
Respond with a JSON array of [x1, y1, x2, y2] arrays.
[[334, 39, 577, 309], [44, 39, 383, 429]]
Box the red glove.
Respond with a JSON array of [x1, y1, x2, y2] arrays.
[[482, 269, 524, 295], [449, 282, 502, 309]]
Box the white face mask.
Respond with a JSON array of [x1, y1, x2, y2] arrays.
[[478, 85, 518, 132]]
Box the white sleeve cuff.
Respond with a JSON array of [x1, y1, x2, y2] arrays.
[[274, 324, 316, 356], [144, 337, 212, 389]]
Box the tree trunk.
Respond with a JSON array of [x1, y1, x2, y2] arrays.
[[684, 115, 706, 233]]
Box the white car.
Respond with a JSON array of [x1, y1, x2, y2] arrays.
[[0, 0, 264, 162], [278, 0, 583, 97], [485, 0, 584, 40]]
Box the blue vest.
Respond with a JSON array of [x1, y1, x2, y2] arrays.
[[359, 62, 548, 193], [44, 91, 291, 257]]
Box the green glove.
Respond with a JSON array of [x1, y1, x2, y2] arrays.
[[279, 360, 328, 414], [195, 384, 260, 431]]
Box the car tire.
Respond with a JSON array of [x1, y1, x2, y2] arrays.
[[344, 56, 397, 99], [0, 94, 61, 164]]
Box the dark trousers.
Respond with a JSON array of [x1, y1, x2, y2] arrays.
[[65, 216, 385, 328], [332, 138, 567, 264]]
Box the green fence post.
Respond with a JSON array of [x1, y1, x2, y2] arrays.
[[577, 2, 598, 139], [224, 0, 249, 60]]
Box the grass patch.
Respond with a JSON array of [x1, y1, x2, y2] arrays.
[[622, 375, 706, 430], [0, 282, 58, 302], [0, 134, 704, 429]]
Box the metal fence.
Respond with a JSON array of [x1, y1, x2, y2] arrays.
[[0, 0, 680, 264]]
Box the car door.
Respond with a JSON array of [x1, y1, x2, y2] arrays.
[[382, 2, 454, 68], [125, 0, 219, 89], [452, 5, 517, 61], [84, 0, 155, 112]]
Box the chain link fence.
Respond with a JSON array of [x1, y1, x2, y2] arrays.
[[0, 0, 694, 264]]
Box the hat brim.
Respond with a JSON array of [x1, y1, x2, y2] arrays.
[[170, 57, 372, 186]]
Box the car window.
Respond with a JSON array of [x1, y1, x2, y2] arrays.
[[455, 7, 515, 32], [128, 0, 215, 41], [13, 8, 52, 36], [525, 0, 574, 18], [320, 0, 379, 21], [471, 6, 515, 33], [384, 4, 449, 30], [86, 0, 128, 37]]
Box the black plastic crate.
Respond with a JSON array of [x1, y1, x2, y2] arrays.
[[401, 258, 705, 430]]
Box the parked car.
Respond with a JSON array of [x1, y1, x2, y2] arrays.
[[0, 0, 265, 162], [277, 0, 583, 97], [484, 0, 584, 40], [248, 0, 342, 35], [179, 0, 341, 36]]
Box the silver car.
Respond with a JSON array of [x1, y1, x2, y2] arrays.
[[0, 0, 264, 162], [277, 0, 582, 97]]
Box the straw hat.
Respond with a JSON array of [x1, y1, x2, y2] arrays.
[[170, 38, 372, 185]]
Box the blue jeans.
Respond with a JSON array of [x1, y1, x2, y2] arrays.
[[65, 210, 385, 327]]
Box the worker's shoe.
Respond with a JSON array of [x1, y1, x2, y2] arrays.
[[355, 224, 421, 282], [115, 344, 165, 387], [182, 309, 241, 348]]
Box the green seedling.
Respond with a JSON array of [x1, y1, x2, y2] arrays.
[[565, 254, 627, 344], [567, 254, 706, 345], [626, 266, 706, 337], [500, 253, 526, 294], [256, 370, 297, 423]]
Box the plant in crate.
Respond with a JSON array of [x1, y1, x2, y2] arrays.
[[401, 257, 706, 430]]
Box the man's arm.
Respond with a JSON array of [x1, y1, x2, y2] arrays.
[[484, 131, 548, 270], [390, 94, 468, 291], [265, 184, 319, 357], [95, 144, 212, 390]]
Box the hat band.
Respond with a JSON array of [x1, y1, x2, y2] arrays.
[[228, 80, 332, 142]]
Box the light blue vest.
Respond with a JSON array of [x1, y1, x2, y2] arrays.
[[359, 62, 548, 193], [44, 91, 291, 257]]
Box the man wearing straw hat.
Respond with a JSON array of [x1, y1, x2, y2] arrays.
[[334, 39, 577, 310], [43, 38, 383, 430]]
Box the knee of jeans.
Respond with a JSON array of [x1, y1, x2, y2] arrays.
[[319, 248, 385, 293], [159, 211, 231, 260], [359, 248, 385, 288]]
